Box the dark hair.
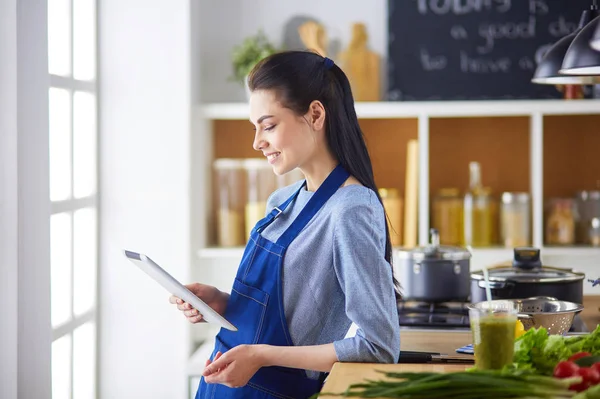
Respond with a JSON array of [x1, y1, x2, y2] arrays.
[[248, 50, 401, 299]]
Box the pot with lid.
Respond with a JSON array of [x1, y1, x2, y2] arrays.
[[398, 228, 472, 302], [470, 247, 585, 304]]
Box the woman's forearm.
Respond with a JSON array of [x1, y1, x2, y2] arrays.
[[259, 343, 338, 373]]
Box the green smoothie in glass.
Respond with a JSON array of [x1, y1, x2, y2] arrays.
[[469, 301, 518, 370]]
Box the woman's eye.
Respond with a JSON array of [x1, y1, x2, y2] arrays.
[[264, 125, 276, 132]]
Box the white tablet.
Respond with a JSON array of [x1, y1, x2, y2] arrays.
[[123, 250, 237, 331]]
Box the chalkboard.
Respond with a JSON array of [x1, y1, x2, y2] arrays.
[[387, 0, 591, 101]]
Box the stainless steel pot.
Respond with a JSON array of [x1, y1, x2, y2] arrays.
[[470, 247, 585, 304], [398, 229, 472, 302]]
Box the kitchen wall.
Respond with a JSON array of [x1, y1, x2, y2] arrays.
[[1, 2, 52, 398], [196, 0, 388, 102], [99, 1, 191, 398], [0, 2, 19, 397]]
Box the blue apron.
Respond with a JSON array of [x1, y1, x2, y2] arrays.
[[195, 164, 350, 399]]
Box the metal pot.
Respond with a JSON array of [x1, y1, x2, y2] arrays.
[[398, 229, 472, 302], [470, 247, 585, 304]]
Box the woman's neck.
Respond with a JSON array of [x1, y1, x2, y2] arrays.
[[300, 152, 339, 192]]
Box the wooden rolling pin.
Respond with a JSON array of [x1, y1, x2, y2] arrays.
[[404, 139, 419, 248]]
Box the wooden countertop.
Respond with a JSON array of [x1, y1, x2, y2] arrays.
[[317, 296, 600, 399], [318, 363, 469, 399]]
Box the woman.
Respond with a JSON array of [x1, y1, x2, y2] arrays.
[[171, 51, 401, 399]]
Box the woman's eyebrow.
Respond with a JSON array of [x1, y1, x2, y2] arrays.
[[254, 115, 274, 124]]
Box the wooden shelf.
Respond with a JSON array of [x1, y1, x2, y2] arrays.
[[199, 99, 600, 120], [543, 114, 600, 199], [429, 116, 530, 197], [360, 118, 418, 191], [196, 100, 600, 255]]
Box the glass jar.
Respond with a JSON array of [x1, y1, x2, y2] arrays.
[[590, 218, 600, 247], [575, 191, 600, 244], [213, 158, 245, 247], [545, 198, 575, 246], [244, 158, 277, 239], [463, 162, 495, 247], [500, 192, 530, 248], [432, 188, 463, 246], [379, 188, 403, 247]]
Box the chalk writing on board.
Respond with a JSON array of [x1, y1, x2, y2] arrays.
[[387, 0, 588, 100]]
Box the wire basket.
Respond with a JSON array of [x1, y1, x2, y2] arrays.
[[471, 297, 584, 335]]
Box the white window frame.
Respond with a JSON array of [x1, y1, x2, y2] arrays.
[[48, 0, 100, 397]]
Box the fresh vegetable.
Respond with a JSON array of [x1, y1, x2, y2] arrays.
[[515, 319, 526, 339], [555, 361, 581, 378], [510, 325, 600, 375], [553, 357, 600, 393], [314, 369, 582, 398], [575, 356, 600, 368], [573, 383, 600, 399], [571, 353, 594, 362]]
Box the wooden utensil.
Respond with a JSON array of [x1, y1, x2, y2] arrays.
[[337, 23, 381, 101], [404, 139, 419, 248]]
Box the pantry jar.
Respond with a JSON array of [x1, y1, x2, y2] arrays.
[[379, 188, 403, 247], [432, 188, 464, 246], [500, 192, 530, 248], [545, 198, 576, 246], [244, 158, 277, 239], [575, 191, 600, 244], [214, 158, 246, 247]]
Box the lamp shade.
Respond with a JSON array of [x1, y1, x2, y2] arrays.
[[532, 10, 600, 84], [560, 14, 600, 76], [590, 15, 600, 51]]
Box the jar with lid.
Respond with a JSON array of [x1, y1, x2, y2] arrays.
[[545, 198, 575, 246], [432, 188, 463, 246], [379, 188, 403, 247], [500, 192, 530, 248], [244, 158, 277, 239], [575, 191, 600, 244], [214, 158, 246, 247]]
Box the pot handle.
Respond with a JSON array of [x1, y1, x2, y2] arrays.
[[525, 296, 558, 301], [517, 313, 534, 319], [478, 281, 507, 289]]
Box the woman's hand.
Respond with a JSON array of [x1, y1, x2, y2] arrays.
[[202, 345, 265, 388], [169, 283, 229, 323]]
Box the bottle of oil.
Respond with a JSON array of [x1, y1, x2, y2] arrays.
[[463, 162, 494, 247]]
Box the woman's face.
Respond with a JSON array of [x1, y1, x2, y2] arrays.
[[249, 90, 320, 175]]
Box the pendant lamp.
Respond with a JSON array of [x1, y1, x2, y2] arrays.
[[560, 6, 600, 76], [532, 5, 600, 84], [589, 15, 600, 51]]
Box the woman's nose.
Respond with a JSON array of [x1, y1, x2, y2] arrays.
[[253, 132, 266, 152]]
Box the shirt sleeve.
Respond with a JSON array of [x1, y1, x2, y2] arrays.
[[331, 194, 401, 364]]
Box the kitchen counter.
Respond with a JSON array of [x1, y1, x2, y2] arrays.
[[318, 296, 600, 399], [581, 295, 600, 330], [318, 363, 470, 398]]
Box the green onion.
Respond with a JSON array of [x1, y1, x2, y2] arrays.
[[312, 370, 582, 399]]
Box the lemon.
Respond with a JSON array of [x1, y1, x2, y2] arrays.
[[515, 320, 525, 338]]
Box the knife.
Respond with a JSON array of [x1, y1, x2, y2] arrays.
[[399, 351, 474, 364]]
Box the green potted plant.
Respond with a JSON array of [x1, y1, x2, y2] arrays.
[[231, 30, 279, 98]]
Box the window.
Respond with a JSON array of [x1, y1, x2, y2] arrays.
[[48, 0, 98, 397]]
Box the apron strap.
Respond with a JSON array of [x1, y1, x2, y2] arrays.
[[254, 181, 306, 234], [276, 164, 350, 248]]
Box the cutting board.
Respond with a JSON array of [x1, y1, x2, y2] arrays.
[[337, 23, 381, 101], [318, 363, 470, 399]]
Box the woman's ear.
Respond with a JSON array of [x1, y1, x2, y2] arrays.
[[307, 100, 326, 131]]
